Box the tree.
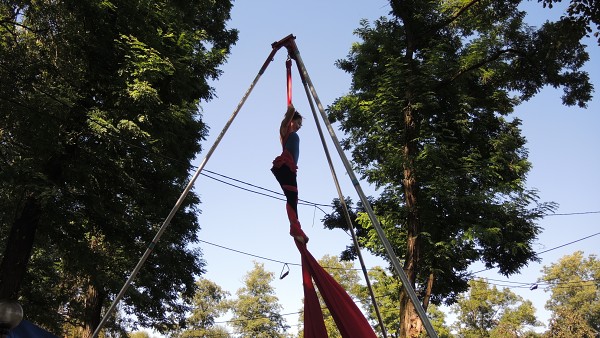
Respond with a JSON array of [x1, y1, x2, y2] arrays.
[[543, 306, 596, 338], [361, 266, 404, 337], [231, 262, 289, 337], [541, 251, 600, 337], [325, 0, 592, 336], [0, 0, 237, 336], [172, 278, 232, 338], [297, 255, 366, 337], [539, 0, 600, 44], [451, 279, 541, 337]]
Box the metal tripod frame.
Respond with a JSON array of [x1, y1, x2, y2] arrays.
[[93, 34, 438, 338]]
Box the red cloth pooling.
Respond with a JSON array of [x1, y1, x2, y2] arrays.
[[296, 241, 378, 338]]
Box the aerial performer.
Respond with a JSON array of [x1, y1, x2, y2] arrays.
[[270, 103, 377, 338], [271, 103, 309, 244], [268, 45, 377, 337]]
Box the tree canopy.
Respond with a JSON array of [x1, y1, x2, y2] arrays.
[[0, 0, 237, 335], [172, 278, 232, 338], [541, 251, 600, 337], [452, 279, 541, 337], [540, 0, 600, 44], [324, 0, 593, 336], [231, 262, 290, 337]]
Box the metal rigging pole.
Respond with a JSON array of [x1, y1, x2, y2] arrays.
[[283, 34, 439, 338]]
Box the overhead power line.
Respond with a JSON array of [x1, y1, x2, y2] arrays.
[[4, 86, 600, 219], [547, 211, 600, 216], [200, 228, 600, 288], [199, 239, 298, 267], [5, 72, 600, 288], [470, 231, 600, 276], [200, 169, 330, 213], [536, 232, 600, 255]]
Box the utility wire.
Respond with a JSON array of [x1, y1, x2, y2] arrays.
[[536, 232, 600, 255], [200, 228, 600, 287], [469, 231, 600, 275], [7, 93, 600, 293], [199, 239, 300, 267], [200, 169, 330, 213], [547, 211, 600, 216], [199, 239, 367, 272], [4, 87, 600, 220]]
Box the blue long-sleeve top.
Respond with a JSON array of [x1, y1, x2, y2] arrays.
[[284, 132, 300, 164]]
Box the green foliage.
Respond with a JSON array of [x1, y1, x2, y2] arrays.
[[541, 251, 600, 337], [451, 279, 541, 337], [539, 0, 600, 44], [0, 0, 237, 335], [231, 262, 289, 337], [426, 304, 455, 338], [365, 266, 405, 337], [171, 278, 232, 338], [543, 306, 596, 338], [128, 331, 152, 338], [324, 1, 591, 315]]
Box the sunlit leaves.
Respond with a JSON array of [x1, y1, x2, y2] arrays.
[[231, 262, 289, 337], [541, 251, 600, 336], [452, 279, 542, 337]]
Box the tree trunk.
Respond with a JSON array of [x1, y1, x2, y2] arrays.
[[422, 272, 434, 310], [398, 289, 421, 338], [79, 280, 104, 338], [0, 195, 40, 300], [399, 104, 423, 338], [414, 272, 435, 336]]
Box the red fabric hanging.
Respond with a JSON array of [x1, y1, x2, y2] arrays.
[[286, 58, 293, 105], [300, 251, 328, 337], [296, 241, 378, 338], [278, 57, 376, 338]]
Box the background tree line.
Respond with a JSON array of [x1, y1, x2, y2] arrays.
[[157, 251, 599, 337]]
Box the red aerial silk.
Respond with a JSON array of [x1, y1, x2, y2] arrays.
[[271, 153, 377, 337], [286, 58, 293, 105], [278, 58, 376, 338], [296, 241, 377, 338]]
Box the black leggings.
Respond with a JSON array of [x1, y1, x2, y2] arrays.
[[271, 165, 298, 217]]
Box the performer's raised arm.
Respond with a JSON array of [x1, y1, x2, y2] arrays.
[[280, 104, 297, 143]]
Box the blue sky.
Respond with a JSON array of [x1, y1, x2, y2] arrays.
[[178, 0, 600, 335]]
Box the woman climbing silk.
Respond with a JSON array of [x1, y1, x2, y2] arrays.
[[270, 104, 377, 338], [271, 103, 309, 243]]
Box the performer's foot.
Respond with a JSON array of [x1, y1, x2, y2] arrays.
[[290, 223, 309, 244], [294, 234, 309, 244]]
